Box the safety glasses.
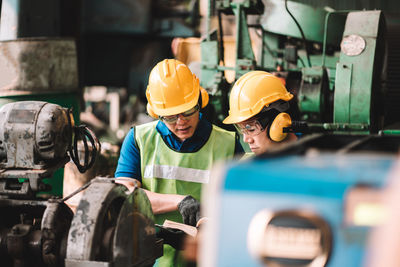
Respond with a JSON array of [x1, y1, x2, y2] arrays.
[[234, 120, 265, 137], [159, 104, 200, 123]]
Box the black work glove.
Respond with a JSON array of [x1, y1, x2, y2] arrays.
[[155, 225, 186, 250], [178, 195, 200, 226]]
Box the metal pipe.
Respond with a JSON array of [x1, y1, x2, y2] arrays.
[[206, 0, 211, 41], [234, 3, 242, 61]]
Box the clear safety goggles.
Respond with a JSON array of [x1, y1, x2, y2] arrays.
[[159, 104, 199, 124], [234, 120, 265, 137]]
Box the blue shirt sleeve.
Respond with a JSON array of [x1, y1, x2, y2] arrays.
[[115, 128, 142, 182]]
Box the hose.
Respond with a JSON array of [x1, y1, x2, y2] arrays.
[[68, 125, 101, 173], [284, 0, 312, 67]]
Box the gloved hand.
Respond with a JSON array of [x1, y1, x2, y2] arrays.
[[178, 195, 200, 226], [155, 225, 186, 250]]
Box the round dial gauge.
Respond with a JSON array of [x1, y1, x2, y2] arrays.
[[341, 34, 366, 56]]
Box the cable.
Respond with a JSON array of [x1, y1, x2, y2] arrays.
[[68, 125, 101, 173], [61, 177, 139, 203], [298, 56, 306, 67], [284, 0, 312, 67], [217, 10, 225, 65]]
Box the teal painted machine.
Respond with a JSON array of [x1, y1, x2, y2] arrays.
[[200, 134, 400, 267]]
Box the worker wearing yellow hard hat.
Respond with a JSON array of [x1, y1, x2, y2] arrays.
[[223, 71, 298, 157], [115, 59, 243, 266]]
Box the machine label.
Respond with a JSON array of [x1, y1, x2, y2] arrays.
[[263, 225, 322, 259], [8, 109, 36, 123], [248, 210, 332, 267]]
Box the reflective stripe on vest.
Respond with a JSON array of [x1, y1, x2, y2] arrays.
[[135, 121, 236, 199], [144, 165, 210, 184]]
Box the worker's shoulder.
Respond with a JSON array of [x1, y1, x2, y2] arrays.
[[211, 124, 236, 137], [134, 121, 159, 140], [135, 120, 158, 130]]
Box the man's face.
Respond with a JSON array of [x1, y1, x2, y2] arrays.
[[236, 119, 273, 155], [161, 105, 200, 142]]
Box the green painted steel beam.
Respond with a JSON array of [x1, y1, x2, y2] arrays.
[[333, 10, 384, 133], [200, 40, 220, 93], [380, 130, 400, 135], [231, 2, 255, 61], [334, 62, 352, 123], [231, 2, 256, 78]]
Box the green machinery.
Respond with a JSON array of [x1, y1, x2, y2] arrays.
[[198, 3, 400, 266], [200, 0, 400, 135]]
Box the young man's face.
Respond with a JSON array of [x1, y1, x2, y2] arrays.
[[162, 105, 200, 142], [236, 119, 274, 155]]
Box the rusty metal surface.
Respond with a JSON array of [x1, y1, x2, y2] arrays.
[[0, 38, 78, 96], [0, 199, 72, 266], [113, 187, 160, 266], [0, 160, 68, 180], [3, 225, 43, 266], [65, 259, 111, 267], [0, 101, 71, 171], [41, 200, 73, 266], [66, 177, 161, 266], [66, 178, 126, 261], [0, 198, 48, 207]]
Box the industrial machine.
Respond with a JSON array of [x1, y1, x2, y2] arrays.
[[200, 0, 399, 135], [0, 1, 193, 265], [0, 101, 162, 267], [197, 0, 400, 266]]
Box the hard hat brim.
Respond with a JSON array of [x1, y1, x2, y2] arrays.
[[223, 92, 293, 124], [223, 114, 254, 124]]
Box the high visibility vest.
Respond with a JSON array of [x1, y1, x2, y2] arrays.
[[135, 121, 236, 267], [135, 121, 236, 225]]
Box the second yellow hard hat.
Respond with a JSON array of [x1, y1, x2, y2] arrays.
[[223, 71, 293, 124]]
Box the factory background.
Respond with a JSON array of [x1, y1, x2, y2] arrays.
[[0, 0, 400, 266]]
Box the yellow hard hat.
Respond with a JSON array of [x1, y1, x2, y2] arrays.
[[146, 59, 208, 117], [223, 71, 293, 124]]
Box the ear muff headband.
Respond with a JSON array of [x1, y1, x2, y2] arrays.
[[267, 112, 292, 142]]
